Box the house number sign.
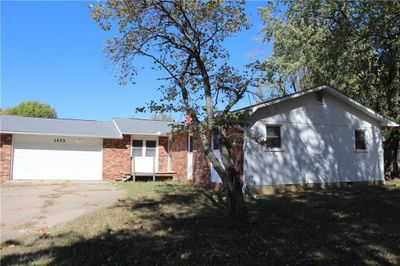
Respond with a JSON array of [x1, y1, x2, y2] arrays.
[[54, 138, 66, 143]]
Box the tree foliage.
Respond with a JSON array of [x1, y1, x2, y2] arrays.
[[151, 113, 174, 122], [259, 0, 400, 177], [91, 0, 263, 217], [0, 101, 57, 118]]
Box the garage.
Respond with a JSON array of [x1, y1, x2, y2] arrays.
[[12, 135, 103, 180]]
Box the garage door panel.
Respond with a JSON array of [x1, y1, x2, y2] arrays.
[[12, 135, 102, 180]]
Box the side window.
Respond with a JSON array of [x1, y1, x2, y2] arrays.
[[266, 125, 281, 148], [189, 135, 193, 153], [355, 130, 366, 150], [132, 140, 143, 157]]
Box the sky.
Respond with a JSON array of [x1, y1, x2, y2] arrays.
[[1, 1, 271, 121]]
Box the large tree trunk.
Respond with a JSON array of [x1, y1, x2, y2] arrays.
[[226, 174, 247, 219], [222, 164, 248, 220]]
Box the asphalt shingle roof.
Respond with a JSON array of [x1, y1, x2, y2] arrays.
[[112, 118, 174, 135], [0, 115, 122, 138]]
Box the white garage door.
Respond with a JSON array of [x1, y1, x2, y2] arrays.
[[12, 135, 102, 180]]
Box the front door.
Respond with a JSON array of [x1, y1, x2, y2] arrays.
[[187, 135, 193, 180], [132, 139, 157, 173]]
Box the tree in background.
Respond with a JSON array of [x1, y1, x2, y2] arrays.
[[259, 0, 399, 178], [151, 113, 174, 122], [0, 101, 57, 118], [91, 0, 262, 218]]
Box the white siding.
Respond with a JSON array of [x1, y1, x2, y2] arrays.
[[244, 92, 384, 187], [12, 135, 103, 180]]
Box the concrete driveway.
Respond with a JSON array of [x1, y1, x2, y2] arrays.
[[0, 181, 122, 243]]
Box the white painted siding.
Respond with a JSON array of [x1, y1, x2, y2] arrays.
[[244, 91, 384, 187], [12, 135, 103, 180]]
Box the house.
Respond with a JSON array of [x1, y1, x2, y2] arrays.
[[0, 85, 397, 192], [0, 116, 210, 183], [239, 85, 398, 193]]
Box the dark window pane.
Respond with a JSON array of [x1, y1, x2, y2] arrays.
[[189, 136, 193, 152], [266, 138, 281, 148], [266, 126, 281, 148], [132, 140, 143, 147], [355, 130, 366, 150], [146, 140, 156, 148], [267, 126, 280, 137]]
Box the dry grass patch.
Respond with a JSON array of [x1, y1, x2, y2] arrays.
[[1, 181, 399, 265]]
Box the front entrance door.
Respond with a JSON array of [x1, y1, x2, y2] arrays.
[[132, 139, 157, 173]]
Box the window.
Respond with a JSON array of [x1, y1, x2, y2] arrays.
[[355, 130, 366, 150], [132, 140, 143, 157], [266, 125, 281, 148], [145, 140, 157, 157], [315, 91, 324, 104], [188, 135, 193, 153]]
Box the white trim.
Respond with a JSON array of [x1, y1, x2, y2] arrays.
[[120, 132, 168, 136], [130, 135, 159, 172], [187, 133, 193, 180], [265, 124, 283, 151], [10, 135, 14, 180]]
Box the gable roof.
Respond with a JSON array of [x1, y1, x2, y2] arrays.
[[0, 115, 122, 138], [112, 118, 174, 136], [234, 85, 398, 127]]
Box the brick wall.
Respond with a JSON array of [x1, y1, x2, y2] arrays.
[[169, 129, 244, 185], [192, 134, 211, 184], [158, 136, 169, 172], [103, 135, 131, 180], [170, 133, 188, 182], [0, 134, 12, 181]]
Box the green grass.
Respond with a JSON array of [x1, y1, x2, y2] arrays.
[[1, 181, 400, 265]]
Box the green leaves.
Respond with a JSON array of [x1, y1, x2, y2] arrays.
[[0, 101, 57, 118]]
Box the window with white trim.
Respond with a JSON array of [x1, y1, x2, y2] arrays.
[[132, 140, 143, 157], [266, 125, 281, 148], [145, 140, 157, 157], [355, 130, 366, 150]]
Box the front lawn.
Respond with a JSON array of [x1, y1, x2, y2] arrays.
[[1, 181, 400, 265]]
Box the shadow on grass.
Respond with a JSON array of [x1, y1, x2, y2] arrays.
[[1, 184, 400, 265]]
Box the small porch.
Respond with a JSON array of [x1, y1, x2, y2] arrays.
[[119, 134, 176, 182]]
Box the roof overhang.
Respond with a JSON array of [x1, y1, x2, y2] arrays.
[[235, 85, 398, 128], [0, 131, 123, 139]]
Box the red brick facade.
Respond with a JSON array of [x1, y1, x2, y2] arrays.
[[0, 134, 12, 181], [158, 136, 169, 172], [170, 133, 188, 181], [102, 134, 131, 180], [192, 134, 211, 184]]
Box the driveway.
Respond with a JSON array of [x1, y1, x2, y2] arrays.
[[0, 181, 122, 243]]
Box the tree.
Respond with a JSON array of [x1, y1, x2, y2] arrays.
[[151, 113, 174, 122], [259, 0, 400, 177], [91, 0, 262, 218], [0, 101, 57, 118]]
